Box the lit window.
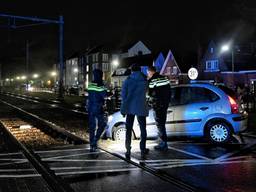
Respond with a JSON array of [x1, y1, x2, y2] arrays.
[[92, 54, 98, 62], [205, 59, 219, 71], [172, 66, 178, 75], [102, 54, 108, 62], [102, 63, 109, 71]]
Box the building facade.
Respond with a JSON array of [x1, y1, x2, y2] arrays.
[[199, 41, 256, 91]]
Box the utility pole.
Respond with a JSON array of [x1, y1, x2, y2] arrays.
[[58, 15, 64, 100], [26, 40, 29, 90]]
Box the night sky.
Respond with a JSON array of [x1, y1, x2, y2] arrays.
[[0, 0, 256, 77]]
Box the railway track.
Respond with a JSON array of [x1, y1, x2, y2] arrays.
[[0, 94, 202, 192]]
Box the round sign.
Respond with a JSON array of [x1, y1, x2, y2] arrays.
[[188, 68, 198, 80]]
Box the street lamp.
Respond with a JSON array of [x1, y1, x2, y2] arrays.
[[73, 68, 78, 73], [21, 76, 27, 80], [33, 74, 39, 78], [51, 71, 57, 77], [221, 44, 234, 72], [111, 59, 119, 67]]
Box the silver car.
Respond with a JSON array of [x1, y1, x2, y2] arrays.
[[106, 83, 248, 144]]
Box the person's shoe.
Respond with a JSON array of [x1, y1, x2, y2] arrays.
[[141, 148, 150, 155], [154, 143, 168, 151], [90, 145, 97, 152], [141, 148, 150, 159]]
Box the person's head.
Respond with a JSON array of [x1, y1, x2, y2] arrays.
[[147, 66, 156, 78], [131, 64, 141, 72], [93, 69, 103, 86]]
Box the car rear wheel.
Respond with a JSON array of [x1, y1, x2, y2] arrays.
[[113, 125, 126, 141], [206, 121, 231, 143]]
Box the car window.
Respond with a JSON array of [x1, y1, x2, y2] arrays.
[[190, 87, 219, 103], [170, 87, 219, 106], [217, 85, 237, 99], [170, 87, 190, 106]]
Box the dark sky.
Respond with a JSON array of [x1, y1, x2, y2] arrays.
[[0, 0, 256, 77]]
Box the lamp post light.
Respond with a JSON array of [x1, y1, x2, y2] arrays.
[[221, 44, 235, 87], [73, 68, 78, 73], [221, 44, 234, 72], [51, 71, 57, 77], [111, 59, 119, 74], [21, 75, 27, 80], [111, 59, 119, 67], [33, 74, 39, 79]]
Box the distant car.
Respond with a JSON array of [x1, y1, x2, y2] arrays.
[[106, 83, 248, 144]]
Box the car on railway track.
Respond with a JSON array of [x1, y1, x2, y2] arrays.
[[106, 83, 248, 144]]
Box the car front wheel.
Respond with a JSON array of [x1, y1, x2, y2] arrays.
[[206, 121, 231, 143], [113, 125, 126, 141]]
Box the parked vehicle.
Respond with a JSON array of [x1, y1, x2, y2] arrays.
[[107, 83, 248, 144]]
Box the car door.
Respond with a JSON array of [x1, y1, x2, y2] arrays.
[[163, 88, 175, 136], [172, 86, 218, 136]]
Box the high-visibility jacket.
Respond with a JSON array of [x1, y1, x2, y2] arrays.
[[87, 83, 107, 114], [148, 72, 171, 108]]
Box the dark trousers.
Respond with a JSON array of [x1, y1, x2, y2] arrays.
[[89, 112, 107, 146], [125, 114, 147, 152], [153, 106, 168, 143]]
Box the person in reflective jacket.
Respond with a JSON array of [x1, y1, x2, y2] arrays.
[[147, 66, 171, 151], [87, 69, 107, 152]]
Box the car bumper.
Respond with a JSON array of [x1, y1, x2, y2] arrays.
[[231, 113, 248, 133]]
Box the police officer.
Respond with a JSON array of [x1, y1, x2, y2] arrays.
[[147, 66, 171, 151], [87, 69, 107, 152]]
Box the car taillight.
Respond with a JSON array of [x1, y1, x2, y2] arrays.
[[228, 96, 239, 114]]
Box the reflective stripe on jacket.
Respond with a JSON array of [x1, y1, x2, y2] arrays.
[[87, 83, 107, 114], [148, 72, 171, 107]]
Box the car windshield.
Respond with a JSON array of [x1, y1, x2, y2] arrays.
[[217, 85, 237, 99]]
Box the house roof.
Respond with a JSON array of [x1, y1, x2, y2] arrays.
[[119, 40, 150, 53], [86, 45, 105, 54]]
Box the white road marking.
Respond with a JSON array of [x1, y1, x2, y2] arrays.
[[153, 159, 256, 170], [0, 152, 22, 156], [145, 159, 210, 166], [35, 147, 91, 154], [167, 146, 212, 160], [42, 158, 124, 162], [41, 151, 104, 160], [56, 167, 140, 176], [215, 142, 256, 161], [0, 174, 41, 178]]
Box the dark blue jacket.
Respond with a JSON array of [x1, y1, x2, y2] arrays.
[[88, 83, 107, 114], [121, 71, 149, 116]]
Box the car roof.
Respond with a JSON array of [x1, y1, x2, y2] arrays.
[[171, 83, 227, 97], [172, 83, 215, 88]]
